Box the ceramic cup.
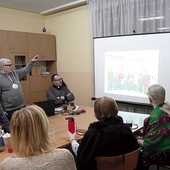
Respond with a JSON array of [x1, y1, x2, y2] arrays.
[[70, 102, 74, 107], [3, 133, 11, 148]]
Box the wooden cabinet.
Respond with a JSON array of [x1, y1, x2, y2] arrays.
[[30, 75, 52, 102], [0, 52, 14, 64], [0, 30, 27, 53], [27, 33, 56, 61], [0, 29, 57, 105], [10, 31, 27, 53], [0, 30, 11, 53], [21, 80, 31, 105], [13, 54, 30, 104], [27, 33, 57, 103]]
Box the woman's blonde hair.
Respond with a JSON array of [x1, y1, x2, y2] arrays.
[[94, 96, 118, 120], [148, 84, 170, 115], [10, 105, 53, 157]]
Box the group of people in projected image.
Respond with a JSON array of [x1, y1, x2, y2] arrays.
[[107, 69, 157, 95]]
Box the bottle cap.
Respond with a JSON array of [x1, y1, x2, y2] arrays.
[[65, 117, 74, 121]]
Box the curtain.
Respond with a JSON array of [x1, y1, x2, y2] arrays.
[[87, 0, 170, 37]]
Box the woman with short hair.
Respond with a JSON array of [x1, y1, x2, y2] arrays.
[[68, 96, 139, 170]]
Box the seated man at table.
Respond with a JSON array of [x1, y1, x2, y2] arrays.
[[67, 96, 139, 170], [46, 74, 75, 106]]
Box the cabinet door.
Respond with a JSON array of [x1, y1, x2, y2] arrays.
[[27, 33, 56, 61], [30, 75, 52, 102], [0, 52, 14, 64], [21, 80, 30, 105], [12, 54, 30, 105], [30, 92, 47, 102], [9, 31, 27, 53], [0, 30, 11, 52], [30, 75, 52, 92], [27, 33, 43, 60], [0, 30, 27, 53], [42, 35, 56, 60]]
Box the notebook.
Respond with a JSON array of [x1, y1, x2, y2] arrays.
[[32, 100, 55, 117]]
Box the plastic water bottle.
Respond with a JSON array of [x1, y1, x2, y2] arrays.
[[65, 117, 76, 134]]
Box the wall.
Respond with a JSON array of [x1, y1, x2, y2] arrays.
[[45, 6, 94, 107], [0, 7, 44, 33], [0, 6, 94, 107], [0, 6, 153, 111]]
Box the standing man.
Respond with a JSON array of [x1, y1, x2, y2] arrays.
[[0, 55, 39, 120], [46, 74, 75, 106]]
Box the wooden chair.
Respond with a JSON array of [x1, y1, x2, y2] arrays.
[[96, 148, 140, 170]]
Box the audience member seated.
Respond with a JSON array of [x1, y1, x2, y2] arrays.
[[46, 74, 75, 106], [136, 84, 170, 170], [1, 105, 77, 170], [0, 108, 10, 133], [67, 96, 139, 170]]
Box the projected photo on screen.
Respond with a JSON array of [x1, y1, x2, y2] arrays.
[[94, 32, 170, 104], [105, 50, 159, 97]]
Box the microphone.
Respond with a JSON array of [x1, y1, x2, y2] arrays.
[[91, 97, 97, 100]]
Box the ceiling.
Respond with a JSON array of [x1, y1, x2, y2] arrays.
[[0, 0, 86, 15]]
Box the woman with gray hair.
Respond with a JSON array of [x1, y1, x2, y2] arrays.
[[0, 55, 39, 120], [137, 84, 170, 169]]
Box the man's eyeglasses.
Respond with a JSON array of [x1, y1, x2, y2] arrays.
[[3, 64, 12, 67], [53, 78, 63, 82]]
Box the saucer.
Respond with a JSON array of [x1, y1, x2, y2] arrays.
[[55, 108, 62, 112], [131, 124, 138, 130]]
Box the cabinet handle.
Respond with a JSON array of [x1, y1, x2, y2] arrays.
[[43, 53, 45, 59], [8, 44, 11, 50]]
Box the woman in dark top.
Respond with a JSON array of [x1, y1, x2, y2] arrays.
[[68, 96, 139, 170]]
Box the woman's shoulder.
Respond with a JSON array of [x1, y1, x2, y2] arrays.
[[52, 149, 76, 169], [1, 157, 11, 168], [1, 149, 75, 170], [53, 148, 72, 154], [53, 148, 74, 159]]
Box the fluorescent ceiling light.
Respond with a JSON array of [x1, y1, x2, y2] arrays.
[[139, 16, 164, 21], [41, 0, 86, 16], [157, 27, 169, 30]]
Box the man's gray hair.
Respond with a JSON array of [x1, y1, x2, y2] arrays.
[[0, 58, 11, 70]]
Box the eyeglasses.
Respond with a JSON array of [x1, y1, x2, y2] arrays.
[[3, 64, 12, 67], [53, 78, 63, 82]]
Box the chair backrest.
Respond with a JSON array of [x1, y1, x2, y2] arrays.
[[96, 148, 140, 170]]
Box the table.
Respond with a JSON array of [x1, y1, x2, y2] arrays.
[[0, 106, 96, 166], [0, 107, 149, 166], [118, 111, 149, 133]]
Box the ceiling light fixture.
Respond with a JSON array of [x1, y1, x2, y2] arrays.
[[41, 0, 86, 16], [139, 16, 164, 21], [157, 27, 169, 30]]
